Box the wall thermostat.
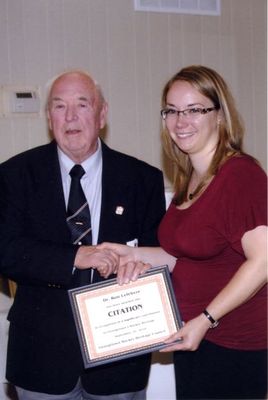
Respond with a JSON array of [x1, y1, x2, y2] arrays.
[[0, 85, 41, 117], [11, 90, 40, 113]]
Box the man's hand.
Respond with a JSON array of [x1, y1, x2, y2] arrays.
[[97, 242, 136, 266], [97, 243, 151, 284], [74, 245, 119, 278]]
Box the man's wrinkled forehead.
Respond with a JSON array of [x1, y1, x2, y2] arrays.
[[48, 72, 99, 104]]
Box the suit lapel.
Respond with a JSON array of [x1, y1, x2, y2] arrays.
[[98, 142, 129, 244], [33, 142, 70, 242]]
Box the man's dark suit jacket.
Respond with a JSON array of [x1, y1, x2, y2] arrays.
[[0, 140, 166, 395]]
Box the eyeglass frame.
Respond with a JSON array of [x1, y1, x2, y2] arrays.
[[160, 106, 219, 120]]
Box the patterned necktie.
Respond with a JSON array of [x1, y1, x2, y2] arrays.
[[66, 164, 92, 245]]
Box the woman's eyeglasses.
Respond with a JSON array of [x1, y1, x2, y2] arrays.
[[160, 106, 219, 121]]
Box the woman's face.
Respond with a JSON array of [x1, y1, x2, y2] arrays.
[[164, 81, 220, 158]]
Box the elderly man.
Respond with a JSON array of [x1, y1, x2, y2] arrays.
[[0, 70, 166, 400]]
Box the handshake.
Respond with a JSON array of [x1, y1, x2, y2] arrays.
[[74, 242, 151, 285]]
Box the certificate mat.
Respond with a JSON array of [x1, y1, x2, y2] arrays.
[[68, 265, 182, 368]]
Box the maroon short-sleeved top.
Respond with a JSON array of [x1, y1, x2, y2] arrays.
[[158, 155, 267, 350]]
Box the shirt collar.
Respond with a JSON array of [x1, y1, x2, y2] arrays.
[[57, 138, 102, 180]]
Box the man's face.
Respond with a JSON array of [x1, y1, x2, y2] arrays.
[[47, 72, 107, 163]]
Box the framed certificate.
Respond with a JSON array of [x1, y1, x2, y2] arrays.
[[68, 265, 182, 368]]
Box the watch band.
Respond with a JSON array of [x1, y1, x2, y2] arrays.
[[203, 309, 219, 328]]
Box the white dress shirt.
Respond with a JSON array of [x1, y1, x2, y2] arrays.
[[57, 139, 102, 246]]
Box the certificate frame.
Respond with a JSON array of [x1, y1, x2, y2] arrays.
[[68, 265, 182, 368]]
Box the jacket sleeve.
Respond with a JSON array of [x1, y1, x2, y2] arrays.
[[0, 162, 77, 287], [137, 168, 166, 246]]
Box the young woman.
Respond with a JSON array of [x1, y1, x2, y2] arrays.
[[99, 65, 267, 399]]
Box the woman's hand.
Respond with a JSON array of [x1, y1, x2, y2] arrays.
[[97, 243, 151, 284], [97, 242, 137, 265], [160, 313, 211, 352], [116, 260, 151, 285], [74, 245, 120, 278]]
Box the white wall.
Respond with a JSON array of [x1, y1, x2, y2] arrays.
[[0, 0, 266, 189]]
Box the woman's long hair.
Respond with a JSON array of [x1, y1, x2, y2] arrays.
[[161, 65, 245, 205]]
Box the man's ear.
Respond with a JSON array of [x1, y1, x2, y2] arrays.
[[46, 108, 53, 131], [100, 102, 108, 130]]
